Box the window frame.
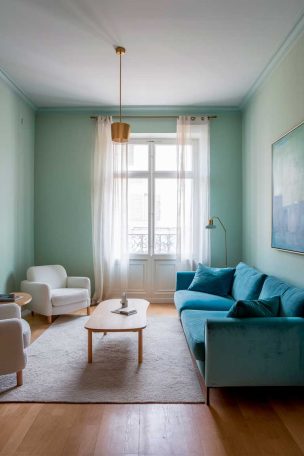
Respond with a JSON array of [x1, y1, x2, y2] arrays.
[[127, 137, 194, 259]]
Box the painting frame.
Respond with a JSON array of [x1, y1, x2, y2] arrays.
[[272, 119, 304, 255]]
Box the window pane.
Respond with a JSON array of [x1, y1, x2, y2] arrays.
[[155, 144, 192, 171], [128, 178, 148, 254], [154, 179, 177, 254], [155, 145, 177, 171], [128, 144, 149, 171]]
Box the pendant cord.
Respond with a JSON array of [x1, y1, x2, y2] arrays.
[[119, 51, 122, 123]]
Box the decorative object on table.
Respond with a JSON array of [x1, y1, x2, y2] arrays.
[[111, 46, 130, 143], [119, 309, 137, 316], [112, 292, 137, 316], [205, 216, 228, 266], [272, 119, 304, 254], [120, 292, 128, 308], [0, 293, 15, 302]]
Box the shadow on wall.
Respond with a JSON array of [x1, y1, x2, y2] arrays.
[[4, 273, 16, 294]]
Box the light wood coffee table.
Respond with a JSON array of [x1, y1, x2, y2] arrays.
[[85, 299, 149, 364]]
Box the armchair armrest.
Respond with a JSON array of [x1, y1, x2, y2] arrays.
[[204, 317, 304, 387], [0, 303, 21, 320], [176, 271, 195, 291], [67, 276, 91, 296], [21, 280, 52, 316], [0, 319, 26, 375]]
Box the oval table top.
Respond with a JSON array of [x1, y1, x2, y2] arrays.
[[85, 298, 149, 332]]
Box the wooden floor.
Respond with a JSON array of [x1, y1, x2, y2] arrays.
[[1, 304, 304, 456]]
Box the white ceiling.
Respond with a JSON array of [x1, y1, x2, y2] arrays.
[[0, 0, 304, 108]]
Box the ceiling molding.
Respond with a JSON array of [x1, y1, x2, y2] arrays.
[[240, 9, 304, 109], [0, 66, 36, 110], [36, 105, 240, 114]]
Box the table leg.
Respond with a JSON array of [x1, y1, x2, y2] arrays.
[[88, 330, 93, 363], [138, 329, 143, 364]]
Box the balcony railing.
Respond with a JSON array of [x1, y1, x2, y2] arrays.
[[128, 228, 176, 254]]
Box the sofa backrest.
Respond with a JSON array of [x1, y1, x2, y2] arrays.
[[259, 276, 304, 317], [27, 265, 67, 289], [231, 262, 266, 301]]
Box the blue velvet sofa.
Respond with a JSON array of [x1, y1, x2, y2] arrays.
[[174, 262, 304, 405]]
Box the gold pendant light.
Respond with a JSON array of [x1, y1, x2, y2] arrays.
[[111, 46, 130, 143]]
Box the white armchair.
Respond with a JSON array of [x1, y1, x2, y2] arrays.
[[0, 303, 31, 386], [21, 265, 91, 323]]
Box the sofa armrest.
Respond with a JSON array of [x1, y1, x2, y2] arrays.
[[21, 280, 52, 316], [0, 303, 21, 320], [0, 319, 26, 375], [176, 272, 195, 291], [67, 277, 91, 295], [204, 317, 304, 387]]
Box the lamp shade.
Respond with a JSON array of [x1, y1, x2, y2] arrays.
[[205, 218, 216, 229], [111, 122, 130, 143]]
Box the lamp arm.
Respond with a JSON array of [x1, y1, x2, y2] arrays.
[[210, 216, 228, 267], [210, 216, 226, 233]]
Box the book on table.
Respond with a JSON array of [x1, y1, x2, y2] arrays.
[[111, 307, 138, 316], [0, 293, 15, 302]]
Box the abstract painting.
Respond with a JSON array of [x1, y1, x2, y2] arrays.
[[272, 120, 304, 254]]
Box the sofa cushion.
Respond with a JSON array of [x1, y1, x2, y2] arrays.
[[259, 276, 304, 317], [51, 288, 89, 307], [181, 309, 228, 361], [227, 296, 280, 318], [280, 287, 304, 317], [232, 262, 266, 301], [259, 276, 290, 300], [188, 264, 235, 297], [175, 290, 234, 314], [21, 318, 31, 348]]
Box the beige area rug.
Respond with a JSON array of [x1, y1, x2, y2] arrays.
[[0, 315, 204, 403]]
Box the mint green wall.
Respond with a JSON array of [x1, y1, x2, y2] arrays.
[[243, 32, 304, 287], [0, 77, 35, 292], [35, 109, 242, 286]]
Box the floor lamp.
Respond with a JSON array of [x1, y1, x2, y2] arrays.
[[205, 216, 228, 267]]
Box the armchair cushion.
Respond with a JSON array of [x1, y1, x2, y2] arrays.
[[27, 265, 67, 289], [51, 288, 89, 307]]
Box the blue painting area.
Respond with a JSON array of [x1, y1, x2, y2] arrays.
[[272, 195, 304, 252], [272, 122, 304, 253]]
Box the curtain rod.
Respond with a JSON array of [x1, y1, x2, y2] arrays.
[[90, 114, 217, 120]]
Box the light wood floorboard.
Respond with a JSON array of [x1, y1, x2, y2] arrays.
[[0, 304, 304, 455]]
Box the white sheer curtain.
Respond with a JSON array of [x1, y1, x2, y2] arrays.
[[92, 116, 129, 302], [176, 115, 210, 270]]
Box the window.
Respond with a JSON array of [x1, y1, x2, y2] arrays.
[[128, 139, 193, 255]]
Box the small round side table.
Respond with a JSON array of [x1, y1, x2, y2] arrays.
[[12, 292, 32, 307]]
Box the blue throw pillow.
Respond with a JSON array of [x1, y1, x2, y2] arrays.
[[232, 262, 266, 301], [227, 296, 280, 318], [188, 264, 235, 297]]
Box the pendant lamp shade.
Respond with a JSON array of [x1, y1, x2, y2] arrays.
[[111, 122, 130, 143], [112, 46, 130, 143]]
